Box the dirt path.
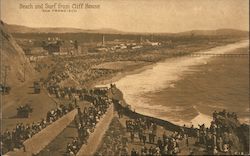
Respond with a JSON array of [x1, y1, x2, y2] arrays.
[[2, 79, 61, 131]]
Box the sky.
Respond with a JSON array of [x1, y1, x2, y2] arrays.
[[1, 0, 249, 33]]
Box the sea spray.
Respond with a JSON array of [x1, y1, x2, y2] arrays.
[[97, 40, 249, 127]]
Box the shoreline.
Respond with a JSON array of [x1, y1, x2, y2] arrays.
[[92, 39, 249, 87], [3, 40, 247, 130], [93, 62, 155, 87], [93, 40, 249, 127]]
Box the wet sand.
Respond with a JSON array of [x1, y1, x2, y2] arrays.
[[95, 40, 249, 127]]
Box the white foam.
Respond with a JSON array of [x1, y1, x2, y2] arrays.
[[116, 40, 249, 109], [239, 117, 250, 125], [128, 105, 189, 127], [134, 101, 186, 113], [97, 40, 249, 126], [190, 111, 213, 127]]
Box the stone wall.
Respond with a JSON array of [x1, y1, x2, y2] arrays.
[[5, 109, 77, 156]]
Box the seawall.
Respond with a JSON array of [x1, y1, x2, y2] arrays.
[[110, 87, 194, 135], [5, 109, 78, 156]]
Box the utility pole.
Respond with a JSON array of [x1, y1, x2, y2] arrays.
[[102, 34, 105, 46], [22, 62, 26, 82], [139, 36, 142, 44], [3, 65, 10, 94], [4, 66, 7, 87], [151, 34, 154, 42], [3, 65, 10, 86]]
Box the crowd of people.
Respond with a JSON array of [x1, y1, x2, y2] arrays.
[[96, 115, 185, 156], [66, 93, 112, 155], [47, 85, 86, 100], [47, 85, 109, 103], [194, 110, 242, 155], [126, 117, 183, 156], [46, 69, 70, 86], [43, 56, 115, 87], [95, 117, 129, 156], [1, 103, 76, 154], [126, 118, 157, 145], [96, 101, 246, 156], [2, 77, 245, 156], [46, 103, 75, 123], [40, 45, 165, 88], [127, 109, 244, 155], [66, 137, 82, 156]]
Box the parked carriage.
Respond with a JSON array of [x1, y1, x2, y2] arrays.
[[17, 104, 33, 118], [0, 84, 11, 95], [33, 81, 41, 94]]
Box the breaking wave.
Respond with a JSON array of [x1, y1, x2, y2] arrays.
[[98, 40, 249, 126]]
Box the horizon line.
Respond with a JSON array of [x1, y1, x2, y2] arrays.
[[3, 21, 249, 34]]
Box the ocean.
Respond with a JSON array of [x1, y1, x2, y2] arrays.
[[99, 40, 249, 127]]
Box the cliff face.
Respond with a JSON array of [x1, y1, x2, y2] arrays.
[[0, 21, 35, 86]]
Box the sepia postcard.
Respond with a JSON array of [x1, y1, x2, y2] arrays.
[[0, 0, 249, 155]]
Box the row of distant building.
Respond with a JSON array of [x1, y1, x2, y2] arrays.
[[91, 41, 161, 53], [24, 39, 80, 55], [23, 38, 81, 61], [22, 36, 162, 61]]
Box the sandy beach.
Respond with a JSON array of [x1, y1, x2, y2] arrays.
[[95, 40, 249, 127]]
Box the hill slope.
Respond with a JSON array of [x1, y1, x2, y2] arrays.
[[0, 21, 35, 86], [5, 23, 249, 37], [5, 23, 123, 34], [176, 29, 249, 37]]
